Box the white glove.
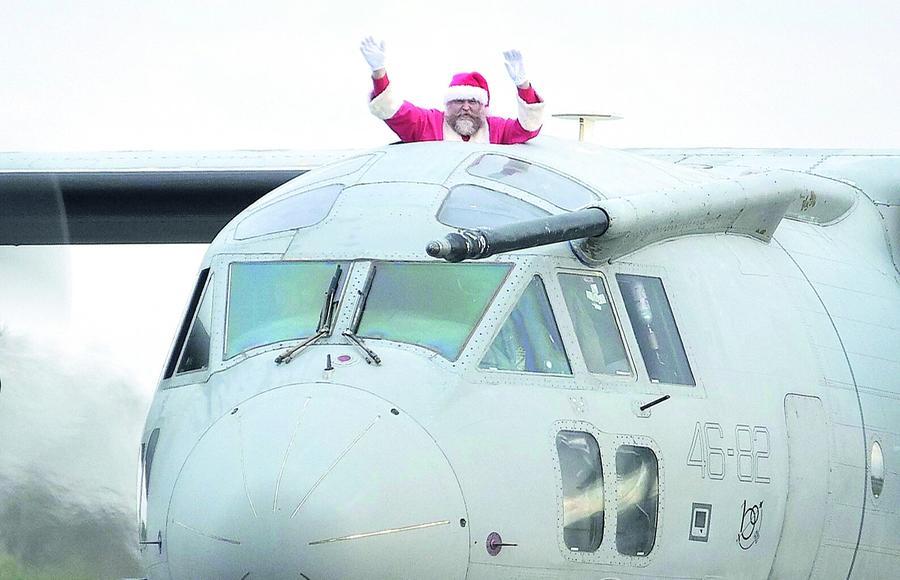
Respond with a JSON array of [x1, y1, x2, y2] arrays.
[[360, 36, 386, 72], [503, 49, 528, 86]]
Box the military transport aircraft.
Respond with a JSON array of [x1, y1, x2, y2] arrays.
[[1, 137, 898, 579]]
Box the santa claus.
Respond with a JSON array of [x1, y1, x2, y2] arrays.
[[360, 37, 544, 144]]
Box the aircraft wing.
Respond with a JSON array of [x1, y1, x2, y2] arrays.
[[3, 147, 898, 245], [0, 150, 351, 244], [628, 147, 900, 203]]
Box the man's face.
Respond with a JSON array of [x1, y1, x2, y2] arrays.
[[445, 99, 485, 137]]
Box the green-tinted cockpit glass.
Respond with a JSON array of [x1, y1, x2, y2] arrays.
[[225, 261, 346, 359], [480, 275, 572, 375], [357, 262, 511, 360]]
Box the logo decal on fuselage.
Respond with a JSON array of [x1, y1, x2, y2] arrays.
[[737, 499, 763, 550], [585, 283, 607, 310]]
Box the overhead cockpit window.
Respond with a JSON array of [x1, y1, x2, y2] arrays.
[[164, 268, 211, 379], [480, 276, 571, 375], [616, 275, 695, 386], [467, 154, 596, 211], [556, 430, 604, 552], [299, 154, 373, 185], [357, 262, 511, 360], [437, 184, 550, 229], [558, 273, 632, 376], [615, 445, 659, 556], [234, 184, 343, 240], [225, 261, 347, 359]]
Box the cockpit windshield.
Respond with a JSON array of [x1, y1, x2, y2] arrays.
[[225, 261, 347, 359], [357, 262, 512, 360]]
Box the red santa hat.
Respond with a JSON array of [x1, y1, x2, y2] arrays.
[[444, 72, 490, 106]]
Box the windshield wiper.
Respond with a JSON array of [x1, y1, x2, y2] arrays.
[[342, 264, 382, 365], [276, 264, 343, 365]]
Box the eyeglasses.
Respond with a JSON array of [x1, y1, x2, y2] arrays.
[[448, 99, 483, 107]]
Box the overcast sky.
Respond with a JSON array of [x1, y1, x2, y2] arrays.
[[3, 0, 900, 153]]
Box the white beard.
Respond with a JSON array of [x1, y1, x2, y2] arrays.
[[452, 115, 479, 137]]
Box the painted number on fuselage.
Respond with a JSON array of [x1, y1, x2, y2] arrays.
[[687, 422, 771, 483]]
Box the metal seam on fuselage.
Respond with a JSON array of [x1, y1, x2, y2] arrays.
[[290, 415, 380, 519], [237, 416, 259, 519], [172, 520, 241, 545], [274, 397, 312, 513], [308, 520, 451, 545]]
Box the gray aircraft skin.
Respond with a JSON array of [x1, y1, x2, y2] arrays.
[[131, 138, 899, 579]]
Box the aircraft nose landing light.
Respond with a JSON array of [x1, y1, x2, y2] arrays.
[[165, 383, 468, 580]]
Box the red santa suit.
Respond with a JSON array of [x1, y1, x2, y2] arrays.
[[369, 72, 544, 144]]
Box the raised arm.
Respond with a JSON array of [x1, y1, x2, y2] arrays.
[[359, 37, 442, 142], [360, 36, 386, 81], [360, 36, 397, 110], [503, 49, 530, 90], [491, 49, 545, 143]]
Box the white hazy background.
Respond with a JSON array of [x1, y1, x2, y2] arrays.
[[1, 1, 898, 577], [2, 0, 900, 152]]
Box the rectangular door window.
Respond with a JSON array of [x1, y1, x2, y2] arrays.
[[556, 430, 604, 551], [615, 445, 659, 556]]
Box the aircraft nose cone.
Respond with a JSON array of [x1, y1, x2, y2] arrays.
[[166, 384, 469, 580]]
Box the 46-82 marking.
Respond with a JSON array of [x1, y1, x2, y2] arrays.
[[687, 422, 771, 483]]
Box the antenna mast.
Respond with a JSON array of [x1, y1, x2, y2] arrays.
[[552, 113, 622, 142]]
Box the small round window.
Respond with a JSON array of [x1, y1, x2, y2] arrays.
[[871, 441, 884, 498]]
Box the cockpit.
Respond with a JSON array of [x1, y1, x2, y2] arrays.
[[163, 255, 693, 390], [163, 144, 696, 388]]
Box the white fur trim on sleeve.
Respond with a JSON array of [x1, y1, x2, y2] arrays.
[[517, 97, 545, 131], [369, 85, 403, 120], [443, 85, 489, 105]]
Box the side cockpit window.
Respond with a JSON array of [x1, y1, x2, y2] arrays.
[[480, 276, 571, 374], [164, 268, 212, 379], [176, 275, 213, 374], [616, 445, 659, 556], [616, 274, 694, 385], [556, 430, 604, 552], [559, 273, 632, 376]]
